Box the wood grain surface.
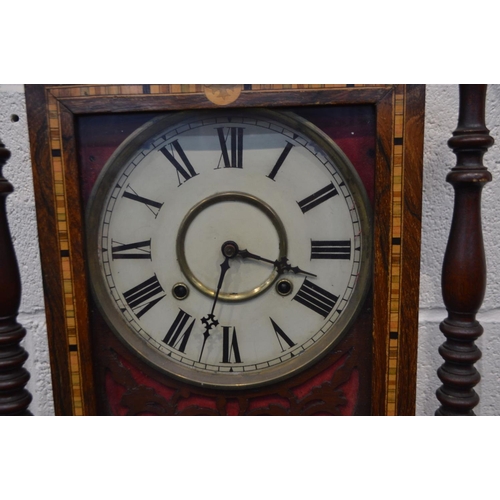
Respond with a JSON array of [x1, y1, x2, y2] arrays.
[[24, 84, 425, 415]]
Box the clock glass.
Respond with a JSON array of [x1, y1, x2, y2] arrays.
[[86, 109, 372, 388]]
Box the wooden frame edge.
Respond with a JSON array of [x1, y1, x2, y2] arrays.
[[24, 84, 424, 415]]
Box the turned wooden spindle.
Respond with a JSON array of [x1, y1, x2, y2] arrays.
[[436, 85, 494, 416], [0, 139, 32, 416]]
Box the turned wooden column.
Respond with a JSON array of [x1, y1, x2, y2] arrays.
[[0, 139, 32, 415], [436, 85, 494, 416]]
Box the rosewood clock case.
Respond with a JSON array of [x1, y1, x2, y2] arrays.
[[24, 84, 425, 416]]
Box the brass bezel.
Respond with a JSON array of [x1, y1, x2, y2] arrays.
[[86, 108, 373, 389]]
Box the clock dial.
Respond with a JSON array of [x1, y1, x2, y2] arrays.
[[87, 109, 372, 388]]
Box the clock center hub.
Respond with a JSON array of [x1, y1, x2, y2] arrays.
[[176, 192, 288, 302], [221, 240, 239, 259]]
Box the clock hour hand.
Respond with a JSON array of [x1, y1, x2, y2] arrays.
[[199, 241, 237, 362], [237, 248, 276, 266], [237, 248, 317, 278], [275, 256, 317, 278]]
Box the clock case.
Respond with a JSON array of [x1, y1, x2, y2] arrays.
[[25, 84, 425, 416]]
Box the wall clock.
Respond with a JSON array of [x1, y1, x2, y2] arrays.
[[25, 84, 425, 415]]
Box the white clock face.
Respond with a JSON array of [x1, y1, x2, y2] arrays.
[[87, 109, 372, 388]]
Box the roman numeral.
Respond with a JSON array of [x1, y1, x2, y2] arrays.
[[111, 239, 151, 260], [267, 142, 294, 180], [311, 240, 351, 260], [293, 279, 338, 318], [221, 326, 242, 363], [122, 275, 165, 318], [122, 185, 163, 217], [159, 140, 198, 185], [270, 318, 295, 351], [297, 182, 338, 213], [162, 309, 195, 353], [216, 127, 244, 168]]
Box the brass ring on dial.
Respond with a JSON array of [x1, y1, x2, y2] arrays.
[[176, 191, 288, 302]]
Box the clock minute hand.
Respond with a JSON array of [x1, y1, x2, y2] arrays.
[[211, 256, 231, 316], [238, 249, 317, 278], [199, 242, 237, 362], [199, 256, 230, 362]]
